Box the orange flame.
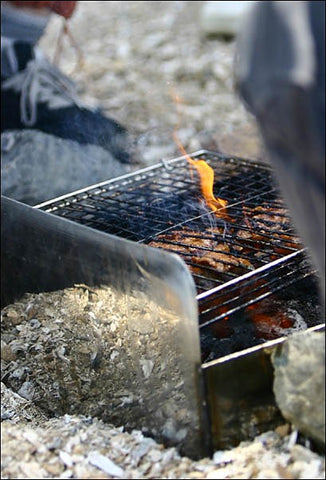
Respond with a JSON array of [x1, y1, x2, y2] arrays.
[[173, 130, 227, 212], [171, 89, 228, 215]]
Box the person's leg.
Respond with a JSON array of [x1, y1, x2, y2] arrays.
[[1, 1, 131, 164], [235, 1, 325, 303], [1, 1, 133, 205]]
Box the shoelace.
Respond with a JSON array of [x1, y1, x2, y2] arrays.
[[2, 49, 84, 126], [1, 37, 19, 77]]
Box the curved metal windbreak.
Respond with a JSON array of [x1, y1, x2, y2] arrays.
[[1, 195, 207, 458]]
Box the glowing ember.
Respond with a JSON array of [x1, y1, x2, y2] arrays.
[[246, 302, 295, 340], [171, 89, 228, 215]]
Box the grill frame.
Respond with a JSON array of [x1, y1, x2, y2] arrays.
[[36, 149, 318, 323]]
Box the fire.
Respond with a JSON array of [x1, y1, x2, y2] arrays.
[[173, 131, 228, 213], [171, 89, 228, 215], [246, 302, 294, 340]]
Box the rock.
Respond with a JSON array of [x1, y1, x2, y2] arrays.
[[19, 461, 48, 478], [274, 423, 290, 438], [17, 381, 35, 401], [1, 382, 47, 425], [271, 329, 325, 447], [199, 1, 255, 37], [291, 444, 323, 464], [0, 341, 16, 362], [87, 450, 124, 477]]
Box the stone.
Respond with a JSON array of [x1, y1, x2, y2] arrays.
[[17, 381, 35, 401], [271, 329, 325, 447], [87, 451, 124, 477], [199, 1, 255, 37]]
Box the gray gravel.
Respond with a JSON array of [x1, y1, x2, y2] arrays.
[[2, 381, 325, 479], [39, 1, 263, 170]]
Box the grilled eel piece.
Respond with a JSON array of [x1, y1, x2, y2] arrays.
[[147, 229, 254, 274], [238, 203, 302, 257]]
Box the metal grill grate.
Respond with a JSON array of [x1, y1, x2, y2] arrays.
[[36, 150, 317, 327], [37, 151, 280, 240]]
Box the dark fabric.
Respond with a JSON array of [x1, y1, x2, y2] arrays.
[[1, 84, 131, 164], [235, 1, 325, 303]]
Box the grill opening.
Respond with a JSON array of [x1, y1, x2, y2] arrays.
[[37, 150, 322, 359]]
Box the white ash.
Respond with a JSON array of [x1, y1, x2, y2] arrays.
[[1, 284, 202, 458]]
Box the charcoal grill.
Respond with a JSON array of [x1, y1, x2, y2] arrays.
[[5, 150, 323, 456], [36, 149, 322, 353]]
